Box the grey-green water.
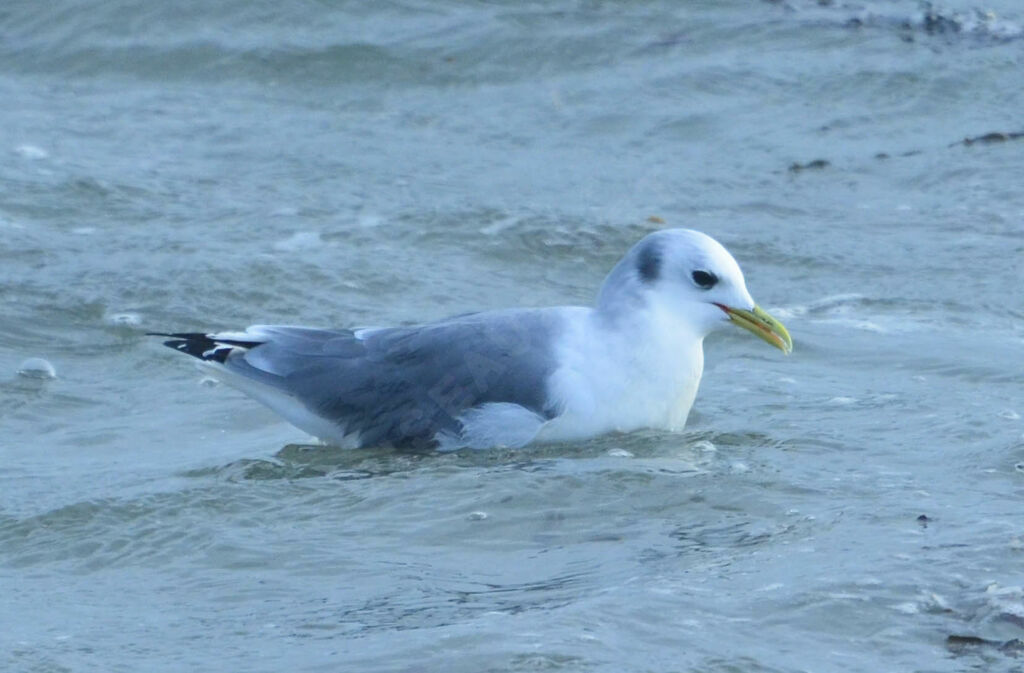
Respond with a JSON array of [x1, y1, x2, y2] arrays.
[[2, 1, 1023, 671]]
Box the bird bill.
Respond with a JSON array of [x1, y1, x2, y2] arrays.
[[722, 304, 793, 354]]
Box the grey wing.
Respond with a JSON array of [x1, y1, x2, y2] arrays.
[[217, 311, 564, 448]]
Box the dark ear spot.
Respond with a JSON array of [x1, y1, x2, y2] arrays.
[[636, 241, 662, 283]]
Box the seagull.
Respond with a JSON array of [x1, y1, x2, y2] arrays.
[[152, 228, 791, 450]]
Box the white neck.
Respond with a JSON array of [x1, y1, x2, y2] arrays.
[[537, 300, 706, 443]]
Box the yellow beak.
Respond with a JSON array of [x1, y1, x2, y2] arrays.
[[720, 304, 793, 354]]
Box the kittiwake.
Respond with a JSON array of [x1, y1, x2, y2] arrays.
[[152, 228, 792, 450]]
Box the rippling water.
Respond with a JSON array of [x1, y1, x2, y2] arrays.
[[2, 1, 1023, 671]]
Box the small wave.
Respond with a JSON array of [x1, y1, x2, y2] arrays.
[[771, 1, 1023, 44]]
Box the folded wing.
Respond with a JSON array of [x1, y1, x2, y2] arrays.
[[155, 309, 564, 449]]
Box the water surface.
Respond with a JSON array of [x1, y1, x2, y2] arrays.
[[2, 1, 1023, 671]]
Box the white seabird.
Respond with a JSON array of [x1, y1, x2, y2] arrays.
[[153, 228, 792, 450]]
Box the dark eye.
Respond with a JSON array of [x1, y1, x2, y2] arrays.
[[691, 270, 718, 289]]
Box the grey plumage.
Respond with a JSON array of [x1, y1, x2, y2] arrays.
[[157, 308, 564, 450]]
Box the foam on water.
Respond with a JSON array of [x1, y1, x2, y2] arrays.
[[17, 357, 57, 379], [14, 144, 49, 160], [105, 312, 142, 326]]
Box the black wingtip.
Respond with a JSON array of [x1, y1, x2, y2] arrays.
[[148, 332, 221, 361], [149, 331, 265, 363]]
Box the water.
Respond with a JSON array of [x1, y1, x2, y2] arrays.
[[2, 0, 1023, 670]]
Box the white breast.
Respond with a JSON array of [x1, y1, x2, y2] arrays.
[[536, 303, 705, 443]]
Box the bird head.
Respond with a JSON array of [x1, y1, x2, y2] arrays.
[[598, 228, 792, 354]]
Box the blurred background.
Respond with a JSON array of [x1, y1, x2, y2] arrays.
[[1, 1, 1023, 671]]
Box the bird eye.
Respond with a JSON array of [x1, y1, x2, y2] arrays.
[[691, 270, 718, 289]]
